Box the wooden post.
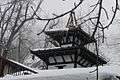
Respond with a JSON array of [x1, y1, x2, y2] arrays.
[[45, 55, 49, 70], [95, 42, 99, 80], [74, 52, 77, 68]]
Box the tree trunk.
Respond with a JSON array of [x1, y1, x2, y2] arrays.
[[0, 58, 5, 77], [0, 49, 8, 77]]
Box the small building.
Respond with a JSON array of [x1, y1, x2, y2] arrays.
[[0, 56, 37, 76]]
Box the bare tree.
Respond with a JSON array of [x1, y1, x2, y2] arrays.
[[0, 0, 43, 77]]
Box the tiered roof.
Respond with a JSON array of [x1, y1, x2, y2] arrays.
[[30, 46, 107, 67], [44, 27, 96, 46], [30, 27, 107, 68]]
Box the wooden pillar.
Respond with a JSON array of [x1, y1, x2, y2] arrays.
[[45, 55, 49, 70], [72, 32, 78, 68], [74, 52, 77, 68], [73, 40, 78, 68]]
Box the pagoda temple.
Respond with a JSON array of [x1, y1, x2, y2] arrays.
[[30, 12, 107, 69]]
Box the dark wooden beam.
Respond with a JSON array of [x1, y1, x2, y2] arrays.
[[48, 61, 74, 65], [53, 56, 57, 64], [74, 52, 77, 68], [69, 55, 73, 62], [61, 55, 65, 62]]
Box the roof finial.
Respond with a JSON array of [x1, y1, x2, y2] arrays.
[[66, 11, 77, 29]]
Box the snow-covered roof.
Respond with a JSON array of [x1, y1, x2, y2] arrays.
[[1, 65, 120, 80], [31, 47, 61, 51], [7, 59, 38, 73], [45, 28, 69, 32], [44, 27, 96, 46], [0, 56, 37, 74], [30, 46, 107, 67]]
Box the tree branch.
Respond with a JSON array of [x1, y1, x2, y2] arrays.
[[103, 0, 118, 29], [37, 20, 50, 35], [35, 0, 84, 21], [92, 0, 103, 37]]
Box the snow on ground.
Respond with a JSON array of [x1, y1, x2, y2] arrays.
[[0, 65, 120, 80]]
